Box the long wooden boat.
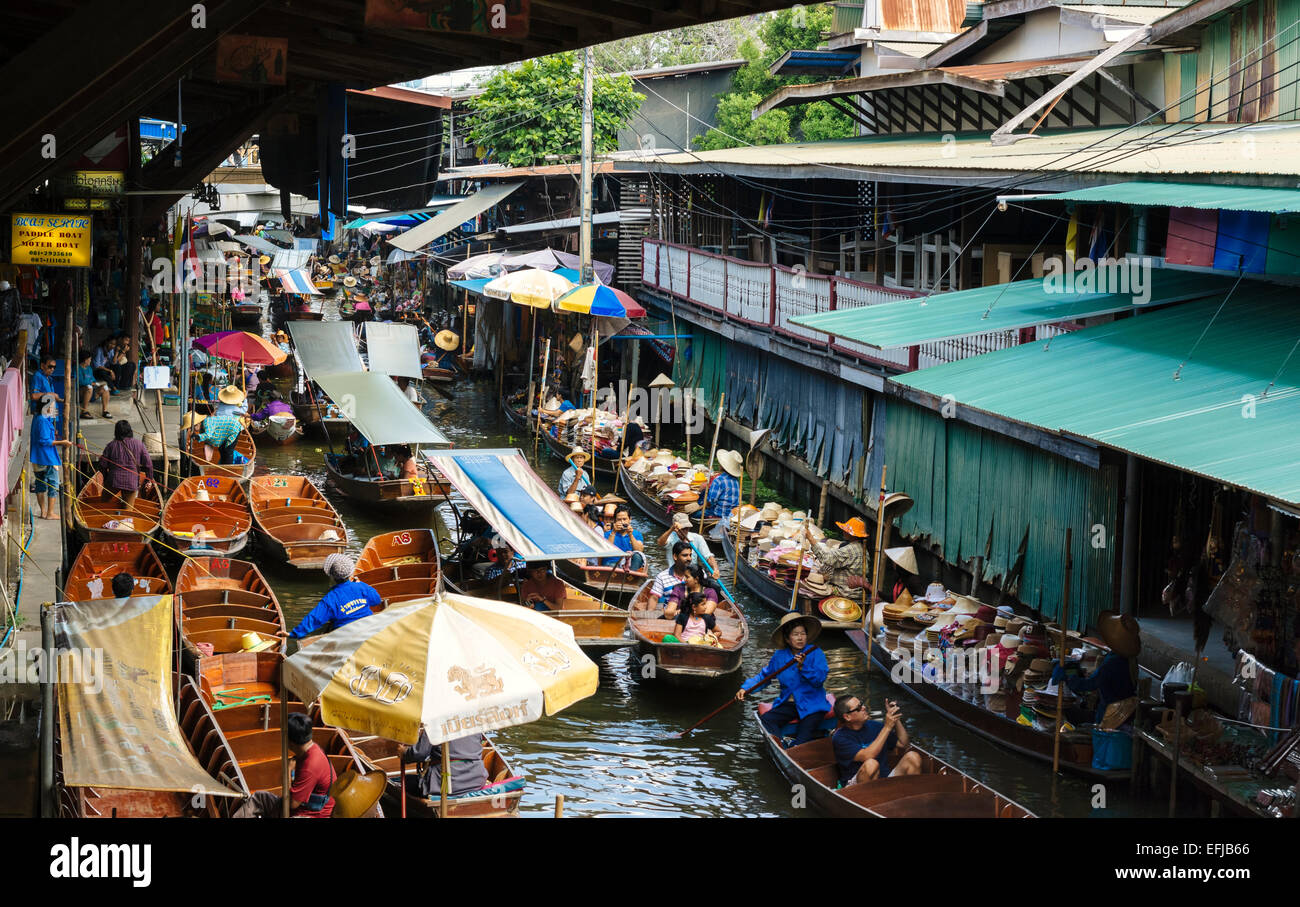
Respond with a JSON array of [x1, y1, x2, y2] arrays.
[[458, 570, 631, 654], [177, 555, 285, 654], [754, 699, 1036, 818], [553, 558, 648, 606], [62, 541, 171, 601], [248, 412, 303, 446], [179, 652, 381, 815], [848, 630, 1134, 780], [324, 453, 450, 513], [348, 733, 525, 818], [184, 424, 257, 482], [283, 309, 324, 322], [72, 471, 163, 542], [161, 475, 252, 556], [353, 528, 441, 607], [290, 389, 351, 442], [721, 528, 862, 633], [422, 365, 455, 384], [230, 302, 263, 325], [619, 464, 721, 537], [248, 475, 347, 570], [515, 396, 618, 480], [626, 577, 749, 688]]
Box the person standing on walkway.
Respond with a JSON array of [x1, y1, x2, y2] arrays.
[[31, 395, 72, 520], [29, 357, 61, 414], [99, 419, 154, 509]]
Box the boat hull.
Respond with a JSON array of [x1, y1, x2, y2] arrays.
[[626, 578, 749, 689], [324, 456, 448, 512]]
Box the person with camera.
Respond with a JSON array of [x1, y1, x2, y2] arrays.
[[830, 694, 922, 787]]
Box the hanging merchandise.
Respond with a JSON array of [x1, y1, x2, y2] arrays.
[[579, 341, 596, 392]]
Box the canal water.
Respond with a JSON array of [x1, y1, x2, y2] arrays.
[[256, 374, 1155, 818]]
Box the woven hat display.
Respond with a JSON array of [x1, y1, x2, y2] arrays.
[[884, 546, 919, 574]]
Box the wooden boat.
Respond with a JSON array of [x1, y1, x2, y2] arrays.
[[619, 464, 721, 536], [313, 279, 335, 292], [179, 653, 382, 815], [553, 558, 647, 606], [348, 733, 525, 818], [422, 365, 455, 383], [230, 303, 263, 328], [248, 412, 303, 446], [721, 528, 862, 633], [247, 475, 347, 570], [514, 395, 618, 480], [324, 452, 450, 512], [353, 528, 441, 607], [754, 699, 1036, 818], [290, 389, 351, 442], [184, 424, 257, 482], [283, 309, 324, 321], [177, 555, 286, 654], [161, 475, 252, 556], [848, 629, 1136, 780], [72, 471, 163, 542], [458, 571, 631, 654], [62, 541, 171, 601], [626, 577, 749, 688]]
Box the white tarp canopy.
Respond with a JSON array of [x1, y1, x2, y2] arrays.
[[387, 181, 522, 252], [313, 371, 448, 446], [364, 322, 423, 378], [234, 233, 281, 254], [287, 321, 365, 376], [272, 248, 313, 270]]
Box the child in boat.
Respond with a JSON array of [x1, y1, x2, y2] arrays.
[[673, 592, 718, 645]]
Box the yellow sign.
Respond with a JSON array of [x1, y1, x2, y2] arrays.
[[60, 170, 125, 196], [64, 198, 111, 211], [10, 212, 93, 268]]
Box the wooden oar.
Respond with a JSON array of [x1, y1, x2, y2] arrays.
[[667, 646, 820, 740]]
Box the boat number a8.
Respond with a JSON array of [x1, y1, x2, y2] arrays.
[[393, 531, 411, 546]]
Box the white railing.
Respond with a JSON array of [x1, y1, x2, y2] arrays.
[[727, 259, 772, 325], [774, 270, 833, 344]]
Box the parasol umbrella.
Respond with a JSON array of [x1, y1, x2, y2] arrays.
[[483, 268, 574, 308], [192, 330, 288, 366], [447, 252, 507, 280], [557, 282, 646, 318]]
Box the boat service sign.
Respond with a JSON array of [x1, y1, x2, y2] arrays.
[[10, 212, 92, 268]]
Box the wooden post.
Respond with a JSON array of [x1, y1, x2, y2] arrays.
[[816, 478, 829, 528], [554, 793, 564, 818], [533, 338, 551, 463], [589, 325, 598, 478], [790, 517, 809, 615], [149, 312, 169, 488], [1052, 528, 1073, 774], [733, 465, 744, 584], [697, 394, 725, 535], [865, 467, 888, 693], [439, 742, 451, 818]]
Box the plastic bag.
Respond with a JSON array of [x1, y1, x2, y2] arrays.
[[1161, 662, 1194, 700]]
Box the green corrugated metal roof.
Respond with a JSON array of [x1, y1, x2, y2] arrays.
[[1019, 182, 1300, 212], [892, 283, 1300, 505], [793, 269, 1236, 348]]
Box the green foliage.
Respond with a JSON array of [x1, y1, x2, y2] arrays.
[[694, 93, 791, 150], [799, 101, 855, 142], [598, 18, 753, 70], [465, 52, 644, 168]]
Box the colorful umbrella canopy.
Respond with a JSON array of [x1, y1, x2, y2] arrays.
[[192, 330, 288, 366], [281, 592, 598, 745], [557, 282, 647, 318], [447, 252, 507, 280], [483, 268, 575, 308]]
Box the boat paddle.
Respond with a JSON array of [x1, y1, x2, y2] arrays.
[[666, 646, 821, 740]]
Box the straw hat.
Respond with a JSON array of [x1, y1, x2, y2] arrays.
[[259, 254, 271, 266], [217, 385, 246, 405], [835, 517, 869, 538], [1097, 610, 1141, 657], [370, 255, 381, 267], [884, 546, 918, 574], [771, 612, 821, 647], [181, 412, 207, 430], [760, 503, 780, 521], [343, 275, 358, 288], [328, 768, 386, 819], [566, 448, 589, 465], [649, 373, 675, 389], [239, 632, 276, 653], [328, 254, 341, 264], [819, 596, 863, 623], [435, 330, 459, 351], [716, 449, 744, 478]]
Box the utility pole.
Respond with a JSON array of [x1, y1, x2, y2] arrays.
[[579, 44, 595, 285]]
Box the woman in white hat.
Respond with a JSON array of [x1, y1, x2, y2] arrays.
[[558, 448, 592, 496]]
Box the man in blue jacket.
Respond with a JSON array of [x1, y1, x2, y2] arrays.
[[288, 553, 381, 640]]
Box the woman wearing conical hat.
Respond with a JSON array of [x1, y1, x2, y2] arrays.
[[1050, 610, 1141, 726]]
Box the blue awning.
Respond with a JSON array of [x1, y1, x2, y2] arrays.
[[450, 278, 492, 295], [422, 449, 622, 562]]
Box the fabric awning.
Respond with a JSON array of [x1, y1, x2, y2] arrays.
[[210, 240, 244, 254], [793, 269, 1237, 348], [294, 238, 320, 252], [312, 371, 449, 446], [1009, 182, 1300, 213], [892, 282, 1300, 506], [234, 233, 281, 254], [449, 278, 492, 296], [287, 321, 365, 376], [387, 182, 523, 252], [273, 268, 320, 295], [363, 322, 423, 378], [423, 449, 622, 561], [55, 594, 240, 797], [387, 248, 420, 263], [272, 249, 313, 270]]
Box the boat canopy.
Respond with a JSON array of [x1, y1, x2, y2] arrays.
[[286, 321, 365, 375], [314, 371, 449, 446], [423, 448, 622, 561], [363, 321, 423, 379]]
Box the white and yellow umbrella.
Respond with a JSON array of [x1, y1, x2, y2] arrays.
[[483, 267, 574, 308], [282, 591, 598, 746]]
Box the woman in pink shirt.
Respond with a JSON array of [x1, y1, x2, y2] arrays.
[[674, 592, 717, 644]]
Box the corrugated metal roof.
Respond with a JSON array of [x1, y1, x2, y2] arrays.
[[1062, 4, 1181, 26], [892, 283, 1300, 505], [628, 123, 1300, 180], [877, 41, 944, 56], [1018, 181, 1300, 213], [793, 268, 1237, 347]]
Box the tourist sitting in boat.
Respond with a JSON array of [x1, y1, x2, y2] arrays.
[[657, 512, 719, 573], [518, 563, 566, 611], [651, 541, 694, 604], [273, 329, 291, 354], [831, 694, 921, 786], [1051, 610, 1140, 724], [736, 613, 829, 748], [558, 448, 592, 496], [809, 517, 870, 598], [578, 505, 606, 566], [287, 554, 380, 640], [703, 450, 743, 520], [213, 385, 247, 419], [109, 572, 134, 601], [98, 419, 154, 508], [603, 506, 645, 570], [77, 351, 111, 419], [662, 564, 719, 620], [395, 375, 419, 402], [249, 389, 294, 423], [234, 712, 335, 818], [194, 411, 244, 465], [578, 486, 598, 513], [400, 728, 489, 798], [671, 592, 718, 646], [392, 445, 419, 481]]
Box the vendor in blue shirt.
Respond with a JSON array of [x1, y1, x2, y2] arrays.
[[736, 613, 830, 747], [830, 694, 921, 787], [29, 357, 62, 414], [1050, 610, 1140, 724], [558, 448, 592, 496], [288, 553, 381, 639], [603, 506, 645, 570]]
